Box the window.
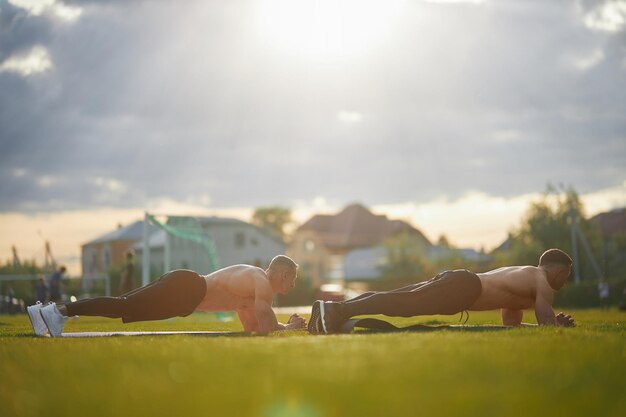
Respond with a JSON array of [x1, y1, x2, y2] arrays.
[[304, 239, 315, 252], [103, 248, 110, 268]]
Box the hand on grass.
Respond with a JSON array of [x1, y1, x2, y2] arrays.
[[555, 312, 575, 327], [286, 314, 306, 329]]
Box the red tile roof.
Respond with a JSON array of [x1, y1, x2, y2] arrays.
[[591, 208, 626, 238], [298, 203, 431, 249]]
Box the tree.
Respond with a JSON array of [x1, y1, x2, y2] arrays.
[[498, 186, 603, 280], [377, 231, 430, 289], [252, 206, 292, 240]]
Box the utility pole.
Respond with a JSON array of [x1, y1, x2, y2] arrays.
[[568, 196, 603, 285], [568, 205, 581, 284], [142, 212, 150, 286]]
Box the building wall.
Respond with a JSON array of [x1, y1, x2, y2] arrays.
[[143, 221, 286, 275], [289, 230, 337, 287], [343, 245, 387, 281], [207, 222, 285, 269], [81, 240, 136, 276]]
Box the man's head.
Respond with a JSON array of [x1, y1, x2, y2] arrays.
[[58, 266, 67, 274], [267, 255, 299, 294], [539, 248, 573, 290]]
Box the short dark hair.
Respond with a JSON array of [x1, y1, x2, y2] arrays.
[[539, 249, 573, 267], [268, 255, 298, 270]]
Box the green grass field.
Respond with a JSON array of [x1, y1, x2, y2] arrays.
[[1, 309, 624, 417]]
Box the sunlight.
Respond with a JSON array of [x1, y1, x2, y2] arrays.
[[255, 0, 405, 61]]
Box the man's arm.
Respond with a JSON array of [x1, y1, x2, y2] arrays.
[[254, 296, 285, 333], [534, 292, 558, 325], [252, 277, 305, 333], [534, 286, 575, 327], [501, 308, 523, 326], [237, 309, 259, 333]]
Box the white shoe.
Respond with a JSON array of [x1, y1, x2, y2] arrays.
[[27, 301, 48, 336], [39, 303, 67, 337]]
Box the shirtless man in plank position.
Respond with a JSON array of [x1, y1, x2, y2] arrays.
[[28, 255, 306, 337], [310, 248, 575, 334]]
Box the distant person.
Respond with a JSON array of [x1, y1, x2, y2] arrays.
[[118, 250, 135, 295], [309, 249, 576, 333], [28, 255, 306, 337], [48, 266, 66, 303], [597, 281, 610, 309]]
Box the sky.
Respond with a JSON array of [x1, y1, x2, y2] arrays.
[[1, 0, 625, 275]]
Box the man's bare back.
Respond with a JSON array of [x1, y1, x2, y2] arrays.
[[470, 262, 573, 326], [195, 265, 266, 312], [470, 266, 547, 311]]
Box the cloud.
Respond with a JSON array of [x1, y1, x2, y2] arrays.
[[491, 130, 522, 143], [562, 49, 605, 71], [423, 0, 485, 4], [8, 0, 82, 21], [0, 45, 52, 75], [0, 0, 624, 215], [36, 175, 58, 188], [337, 110, 363, 124], [373, 183, 626, 250], [582, 0, 626, 33]]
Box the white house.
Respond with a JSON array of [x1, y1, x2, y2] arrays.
[[133, 216, 286, 277]]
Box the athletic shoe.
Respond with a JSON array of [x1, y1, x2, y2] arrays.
[[39, 303, 67, 337], [308, 301, 322, 334], [26, 301, 48, 336], [319, 301, 344, 334]]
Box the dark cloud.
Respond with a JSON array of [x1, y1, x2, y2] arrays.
[[1, 0, 625, 213]]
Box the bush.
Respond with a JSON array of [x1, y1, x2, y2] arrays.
[[555, 276, 626, 309]]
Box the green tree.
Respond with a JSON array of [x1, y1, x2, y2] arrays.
[[497, 186, 603, 280], [0, 259, 43, 302], [252, 206, 292, 239], [377, 231, 431, 289]]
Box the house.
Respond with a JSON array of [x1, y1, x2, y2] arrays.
[[591, 208, 626, 239], [81, 220, 158, 276], [288, 203, 432, 288], [133, 216, 286, 278]]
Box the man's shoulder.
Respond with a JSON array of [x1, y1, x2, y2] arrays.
[[511, 266, 546, 283]]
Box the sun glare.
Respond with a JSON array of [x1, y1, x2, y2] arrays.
[[255, 0, 405, 61]]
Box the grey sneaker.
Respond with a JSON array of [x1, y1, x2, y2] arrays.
[[39, 303, 67, 337], [27, 301, 47, 336], [308, 301, 322, 334]]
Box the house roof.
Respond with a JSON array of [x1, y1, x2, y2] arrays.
[[83, 220, 154, 245], [591, 208, 626, 238], [298, 203, 431, 249]]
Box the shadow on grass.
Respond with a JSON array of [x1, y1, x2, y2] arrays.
[[10, 331, 256, 339], [349, 321, 512, 334]]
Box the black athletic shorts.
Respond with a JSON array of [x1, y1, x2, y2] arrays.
[[411, 269, 482, 315], [121, 269, 207, 323]]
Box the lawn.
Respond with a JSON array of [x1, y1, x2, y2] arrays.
[[1, 309, 624, 417]]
